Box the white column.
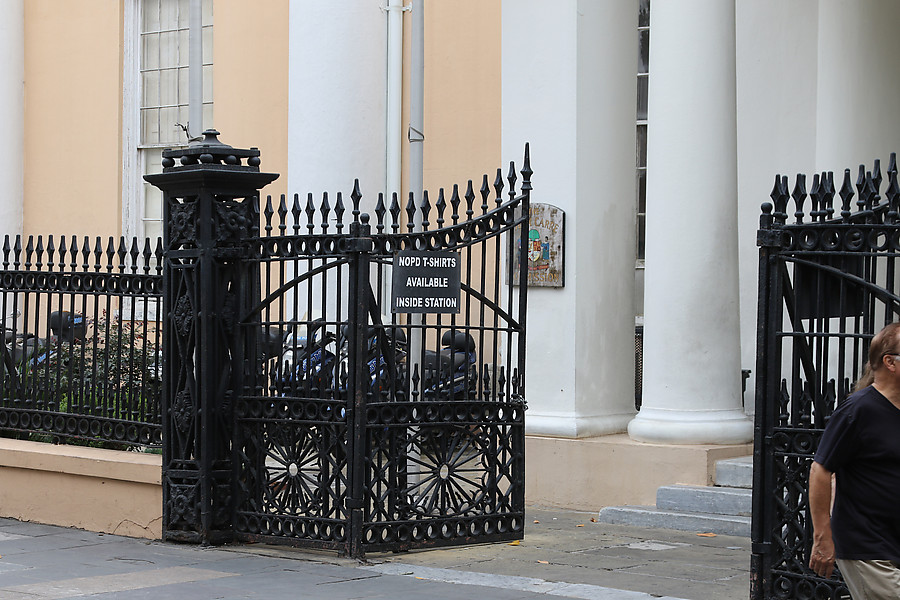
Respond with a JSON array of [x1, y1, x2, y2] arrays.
[[0, 0, 24, 239], [628, 0, 752, 444], [503, 0, 637, 437], [288, 0, 387, 208]]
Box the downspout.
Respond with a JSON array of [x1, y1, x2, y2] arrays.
[[409, 0, 424, 228], [406, 0, 425, 486], [0, 0, 24, 239], [384, 0, 408, 315], [385, 0, 405, 200]]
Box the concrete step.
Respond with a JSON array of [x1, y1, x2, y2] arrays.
[[596, 505, 751, 537], [715, 455, 753, 488], [656, 485, 752, 517]]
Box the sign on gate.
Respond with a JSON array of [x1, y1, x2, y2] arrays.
[[391, 250, 461, 313]]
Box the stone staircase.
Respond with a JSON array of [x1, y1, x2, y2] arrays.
[[596, 455, 753, 537]]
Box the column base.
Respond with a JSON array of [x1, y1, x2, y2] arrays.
[[627, 406, 753, 445], [526, 412, 635, 438]]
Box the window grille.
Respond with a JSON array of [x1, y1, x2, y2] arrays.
[[635, 0, 649, 263], [137, 0, 213, 241]]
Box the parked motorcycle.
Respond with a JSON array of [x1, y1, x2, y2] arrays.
[[272, 320, 340, 396], [417, 329, 479, 401], [48, 311, 86, 343], [0, 310, 86, 379], [272, 319, 480, 402]]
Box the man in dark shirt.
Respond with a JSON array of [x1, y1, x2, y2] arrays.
[[809, 322, 900, 599]]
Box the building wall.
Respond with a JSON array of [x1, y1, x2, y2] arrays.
[[23, 0, 124, 238], [13, 0, 900, 519], [735, 0, 900, 408], [814, 0, 900, 171], [21, 1, 289, 239], [735, 0, 820, 409], [503, 0, 637, 438], [213, 0, 289, 201], [421, 1, 501, 194]]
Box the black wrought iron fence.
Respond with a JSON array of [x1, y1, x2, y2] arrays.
[[0, 234, 163, 448], [0, 129, 528, 561], [143, 131, 528, 557], [229, 171, 528, 556], [751, 154, 900, 600]]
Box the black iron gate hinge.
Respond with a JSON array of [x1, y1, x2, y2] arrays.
[[752, 542, 772, 554], [343, 238, 374, 253], [757, 229, 785, 248]]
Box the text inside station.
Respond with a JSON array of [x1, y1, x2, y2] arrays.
[[394, 296, 459, 309]]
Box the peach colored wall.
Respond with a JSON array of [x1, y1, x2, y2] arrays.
[[213, 0, 289, 201], [0, 439, 162, 538], [397, 2, 504, 343], [22, 1, 290, 238], [421, 1, 502, 193], [23, 0, 124, 238], [526, 435, 752, 511]]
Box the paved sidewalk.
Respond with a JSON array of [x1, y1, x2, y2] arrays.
[[0, 506, 750, 599]]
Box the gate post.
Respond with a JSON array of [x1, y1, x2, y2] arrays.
[[145, 130, 278, 544], [344, 215, 374, 558], [751, 200, 784, 600]]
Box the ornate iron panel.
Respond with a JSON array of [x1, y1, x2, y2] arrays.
[[233, 244, 354, 552], [0, 234, 163, 447], [145, 131, 529, 557], [233, 149, 531, 557], [752, 156, 900, 600]]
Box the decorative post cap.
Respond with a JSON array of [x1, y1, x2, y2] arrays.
[[160, 129, 263, 171]]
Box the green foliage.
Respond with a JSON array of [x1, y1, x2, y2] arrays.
[[6, 312, 161, 449]]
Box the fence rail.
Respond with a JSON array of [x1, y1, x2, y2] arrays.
[[0, 234, 163, 448]]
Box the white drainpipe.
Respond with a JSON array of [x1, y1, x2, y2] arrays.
[[0, 0, 24, 239], [408, 0, 424, 229], [385, 0, 406, 200]]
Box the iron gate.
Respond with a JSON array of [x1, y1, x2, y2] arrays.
[[147, 131, 529, 557], [751, 154, 900, 599]]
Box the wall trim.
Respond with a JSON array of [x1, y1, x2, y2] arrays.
[[0, 438, 162, 539]]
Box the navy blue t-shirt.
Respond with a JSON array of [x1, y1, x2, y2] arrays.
[[814, 385, 900, 561]]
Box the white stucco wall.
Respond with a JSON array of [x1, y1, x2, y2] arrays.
[[735, 0, 900, 412], [503, 0, 637, 437], [735, 0, 820, 413], [0, 0, 24, 239], [815, 0, 900, 171]]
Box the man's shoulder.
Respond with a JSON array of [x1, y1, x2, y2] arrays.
[[824, 387, 873, 430], [838, 385, 883, 412], [831, 386, 899, 430]]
